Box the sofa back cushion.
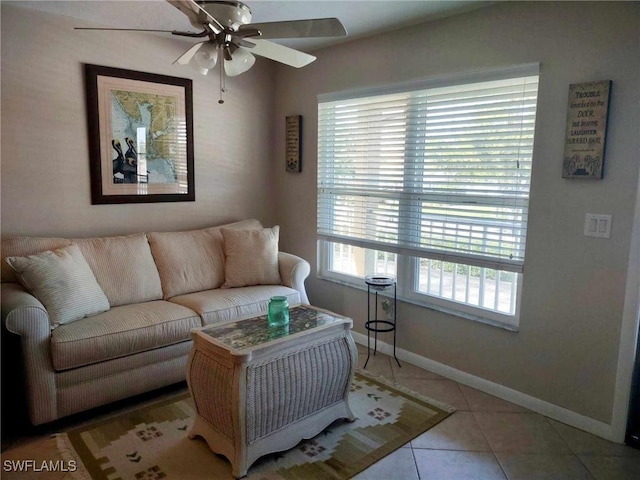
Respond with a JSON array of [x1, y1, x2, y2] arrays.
[[75, 233, 163, 307], [2, 237, 72, 283], [148, 219, 263, 299]]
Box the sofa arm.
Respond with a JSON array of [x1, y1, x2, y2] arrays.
[[278, 252, 311, 305], [1, 283, 58, 425]]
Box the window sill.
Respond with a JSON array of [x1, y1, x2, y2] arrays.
[[317, 273, 519, 333]]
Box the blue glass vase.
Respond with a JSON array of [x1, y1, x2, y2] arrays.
[[268, 296, 290, 328]]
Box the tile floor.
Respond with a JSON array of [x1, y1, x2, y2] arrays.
[[354, 346, 640, 480], [3, 346, 640, 479]]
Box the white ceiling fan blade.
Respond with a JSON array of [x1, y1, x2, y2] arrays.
[[173, 42, 205, 65], [238, 18, 347, 39], [166, 0, 224, 34], [244, 39, 316, 68]]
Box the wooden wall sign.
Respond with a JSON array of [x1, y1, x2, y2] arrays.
[[286, 115, 302, 173], [562, 80, 611, 179]]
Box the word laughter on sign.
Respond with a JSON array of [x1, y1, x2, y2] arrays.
[[562, 80, 611, 179]]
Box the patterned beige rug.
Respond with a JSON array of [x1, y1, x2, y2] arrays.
[[57, 371, 453, 479]]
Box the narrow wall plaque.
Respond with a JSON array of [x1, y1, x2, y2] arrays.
[[286, 115, 302, 173], [562, 80, 611, 179]]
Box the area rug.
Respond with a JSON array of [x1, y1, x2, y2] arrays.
[[56, 371, 453, 480]]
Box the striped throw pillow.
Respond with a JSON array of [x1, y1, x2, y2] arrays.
[[6, 243, 110, 327]]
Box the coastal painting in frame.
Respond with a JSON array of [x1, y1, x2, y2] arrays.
[[85, 64, 194, 204], [562, 80, 611, 179]]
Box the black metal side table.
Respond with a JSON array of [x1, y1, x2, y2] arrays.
[[364, 275, 401, 368]]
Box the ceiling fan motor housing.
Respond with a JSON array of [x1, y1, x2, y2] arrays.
[[197, 1, 252, 30]]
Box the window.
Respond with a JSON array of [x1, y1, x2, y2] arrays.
[[317, 65, 539, 328]]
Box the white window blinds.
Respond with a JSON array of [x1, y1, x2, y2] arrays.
[[317, 65, 539, 273]]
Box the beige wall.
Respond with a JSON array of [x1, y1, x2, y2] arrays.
[[1, 4, 278, 238], [272, 1, 640, 428]]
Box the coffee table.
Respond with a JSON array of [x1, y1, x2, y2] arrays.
[[187, 305, 357, 478]]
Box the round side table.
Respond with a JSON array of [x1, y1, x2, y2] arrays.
[[364, 275, 401, 368]]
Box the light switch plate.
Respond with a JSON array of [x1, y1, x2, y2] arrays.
[[584, 214, 612, 238]]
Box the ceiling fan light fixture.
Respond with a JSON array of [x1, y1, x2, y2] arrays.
[[192, 42, 218, 74], [80, 1, 347, 90], [224, 48, 255, 77]]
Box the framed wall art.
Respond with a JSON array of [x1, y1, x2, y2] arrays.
[[562, 80, 611, 179], [85, 64, 194, 204]]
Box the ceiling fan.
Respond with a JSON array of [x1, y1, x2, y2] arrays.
[[76, 0, 347, 101]]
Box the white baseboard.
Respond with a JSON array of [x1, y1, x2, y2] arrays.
[[351, 331, 619, 442]]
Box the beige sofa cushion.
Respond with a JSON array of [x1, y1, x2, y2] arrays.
[[221, 226, 282, 288], [148, 219, 262, 299], [75, 233, 163, 307], [169, 285, 300, 326], [1, 236, 71, 283], [5, 244, 110, 327], [50, 300, 200, 371]]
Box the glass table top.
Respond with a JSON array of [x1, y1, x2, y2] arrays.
[[199, 305, 349, 351]]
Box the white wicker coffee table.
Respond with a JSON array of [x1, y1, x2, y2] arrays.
[[187, 305, 357, 478]]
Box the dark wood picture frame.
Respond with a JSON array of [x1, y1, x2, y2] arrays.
[[85, 64, 194, 204]]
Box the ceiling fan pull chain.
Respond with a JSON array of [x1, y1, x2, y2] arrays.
[[218, 47, 226, 104]]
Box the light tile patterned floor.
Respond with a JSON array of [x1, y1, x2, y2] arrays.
[[3, 346, 640, 479], [354, 345, 640, 480]]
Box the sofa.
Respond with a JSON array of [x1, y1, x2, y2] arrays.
[[0, 219, 310, 426]]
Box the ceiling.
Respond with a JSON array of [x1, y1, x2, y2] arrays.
[[11, 0, 493, 51]]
